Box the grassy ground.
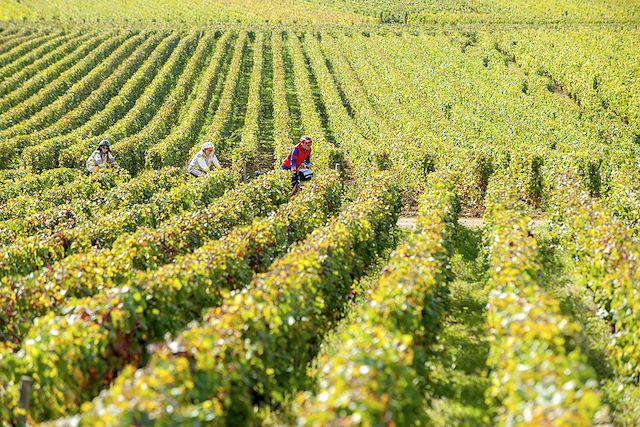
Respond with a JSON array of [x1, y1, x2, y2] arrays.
[[423, 224, 491, 426]]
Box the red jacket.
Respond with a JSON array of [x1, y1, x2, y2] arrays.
[[282, 143, 311, 172]]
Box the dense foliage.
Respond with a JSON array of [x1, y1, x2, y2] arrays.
[[0, 3, 639, 424]]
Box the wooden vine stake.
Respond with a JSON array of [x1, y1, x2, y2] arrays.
[[17, 376, 32, 426]]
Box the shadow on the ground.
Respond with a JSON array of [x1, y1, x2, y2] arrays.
[[421, 224, 492, 427], [536, 231, 615, 381]]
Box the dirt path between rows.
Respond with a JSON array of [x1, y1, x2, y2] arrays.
[[397, 216, 547, 230]]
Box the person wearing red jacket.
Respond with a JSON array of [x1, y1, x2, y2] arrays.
[[282, 135, 313, 187]]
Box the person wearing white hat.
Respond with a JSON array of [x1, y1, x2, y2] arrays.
[[187, 141, 221, 177], [86, 139, 117, 172]]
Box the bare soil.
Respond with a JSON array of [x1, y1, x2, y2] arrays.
[[397, 216, 547, 231]]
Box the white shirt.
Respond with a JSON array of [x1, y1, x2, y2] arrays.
[[187, 151, 220, 177], [86, 149, 116, 172]]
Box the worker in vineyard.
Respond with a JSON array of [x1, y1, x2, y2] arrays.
[[187, 141, 221, 177], [86, 139, 117, 172], [282, 135, 313, 186]]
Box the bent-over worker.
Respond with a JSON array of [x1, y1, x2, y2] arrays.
[[282, 135, 313, 186], [86, 140, 116, 172], [187, 141, 221, 177]]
